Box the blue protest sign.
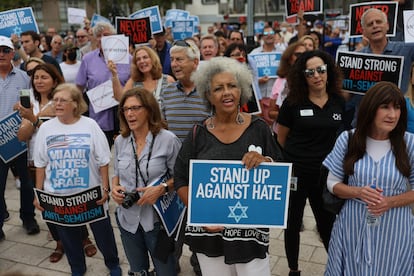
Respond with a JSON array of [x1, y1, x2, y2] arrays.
[[189, 15, 200, 35], [165, 9, 190, 20], [90, 13, 111, 28], [0, 111, 27, 163], [254, 21, 265, 34], [248, 52, 282, 78], [34, 186, 107, 226], [150, 175, 186, 237], [130, 5, 163, 34], [164, 9, 190, 28], [0, 7, 39, 37], [189, 160, 291, 228], [172, 20, 194, 40]]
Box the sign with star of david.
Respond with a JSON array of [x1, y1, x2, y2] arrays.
[[0, 7, 39, 38], [248, 52, 282, 78], [188, 160, 292, 228]]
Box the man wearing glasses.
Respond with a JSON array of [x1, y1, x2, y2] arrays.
[[75, 29, 90, 60], [160, 39, 209, 275], [250, 26, 285, 126], [0, 36, 39, 240]]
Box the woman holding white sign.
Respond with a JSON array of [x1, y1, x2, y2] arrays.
[[109, 45, 174, 104], [174, 57, 283, 276], [111, 88, 181, 276], [33, 83, 121, 276]]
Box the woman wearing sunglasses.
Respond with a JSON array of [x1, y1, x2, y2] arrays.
[[276, 50, 345, 276]]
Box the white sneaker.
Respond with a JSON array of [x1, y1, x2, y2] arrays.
[[15, 178, 21, 190]]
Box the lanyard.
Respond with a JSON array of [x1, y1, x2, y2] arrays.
[[130, 134, 156, 187]]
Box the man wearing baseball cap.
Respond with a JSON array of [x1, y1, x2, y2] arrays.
[[0, 35, 39, 240]]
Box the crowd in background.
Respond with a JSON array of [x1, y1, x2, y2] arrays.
[[1, 5, 414, 276]]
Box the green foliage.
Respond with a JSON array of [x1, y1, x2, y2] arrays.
[[0, 0, 33, 11]]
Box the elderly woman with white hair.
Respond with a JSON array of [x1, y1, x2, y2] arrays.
[[174, 57, 283, 276]]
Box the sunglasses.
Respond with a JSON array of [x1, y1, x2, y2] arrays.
[[304, 64, 328, 78], [27, 69, 34, 76], [293, 52, 303, 58], [0, 48, 13, 54], [173, 40, 196, 54], [263, 31, 275, 36], [76, 35, 87, 39]]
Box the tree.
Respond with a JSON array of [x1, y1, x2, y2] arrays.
[[0, 0, 32, 11]]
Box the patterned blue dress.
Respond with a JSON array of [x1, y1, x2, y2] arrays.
[[323, 131, 414, 276]]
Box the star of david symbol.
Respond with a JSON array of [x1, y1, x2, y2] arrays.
[[228, 201, 248, 223], [263, 68, 271, 76], [176, 197, 185, 210], [13, 26, 23, 36]]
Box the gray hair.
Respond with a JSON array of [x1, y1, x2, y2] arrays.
[[51, 35, 63, 44], [93, 22, 116, 37], [191, 57, 252, 110], [361, 8, 388, 28], [170, 39, 200, 61]]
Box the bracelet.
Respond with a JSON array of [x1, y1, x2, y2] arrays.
[[161, 182, 168, 194], [264, 156, 274, 162], [103, 187, 111, 193], [32, 117, 41, 128]]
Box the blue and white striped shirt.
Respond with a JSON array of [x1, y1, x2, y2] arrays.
[[0, 66, 30, 118]]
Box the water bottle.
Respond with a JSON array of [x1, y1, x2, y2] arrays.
[[366, 183, 379, 226]]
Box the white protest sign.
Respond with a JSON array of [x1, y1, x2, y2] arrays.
[[404, 10, 414, 43], [67, 8, 86, 24], [101, 35, 129, 64], [86, 80, 119, 113]]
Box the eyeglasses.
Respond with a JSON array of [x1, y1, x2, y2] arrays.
[[52, 98, 73, 104], [26, 69, 34, 76], [121, 105, 144, 113], [0, 48, 13, 54], [76, 35, 87, 39], [304, 64, 328, 78], [173, 40, 196, 54], [263, 31, 275, 36]]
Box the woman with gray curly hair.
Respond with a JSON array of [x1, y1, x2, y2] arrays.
[[174, 57, 283, 275]]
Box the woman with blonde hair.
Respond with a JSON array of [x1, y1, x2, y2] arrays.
[[109, 46, 174, 102], [298, 35, 316, 51]]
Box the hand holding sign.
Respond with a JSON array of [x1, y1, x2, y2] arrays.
[[101, 35, 129, 64]]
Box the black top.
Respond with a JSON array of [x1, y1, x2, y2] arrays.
[[174, 115, 283, 264], [277, 93, 345, 174]]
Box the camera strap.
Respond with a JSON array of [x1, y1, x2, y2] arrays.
[[131, 134, 156, 187]]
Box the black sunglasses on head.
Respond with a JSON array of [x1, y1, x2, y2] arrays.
[[173, 40, 196, 54], [27, 69, 34, 76]]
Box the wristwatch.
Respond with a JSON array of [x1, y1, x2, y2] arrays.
[[161, 182, 168, 194]]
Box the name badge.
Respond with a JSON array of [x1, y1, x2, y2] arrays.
[[300, 109, 314, 116]]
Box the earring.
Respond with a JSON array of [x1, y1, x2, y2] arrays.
[[236, 105, 245, 125], [207, 116, 215, 129]]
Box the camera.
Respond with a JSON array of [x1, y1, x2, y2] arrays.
[[120, 190, 140, 209]]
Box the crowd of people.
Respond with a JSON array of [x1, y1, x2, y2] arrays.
[[1, 6, 414, 276]]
